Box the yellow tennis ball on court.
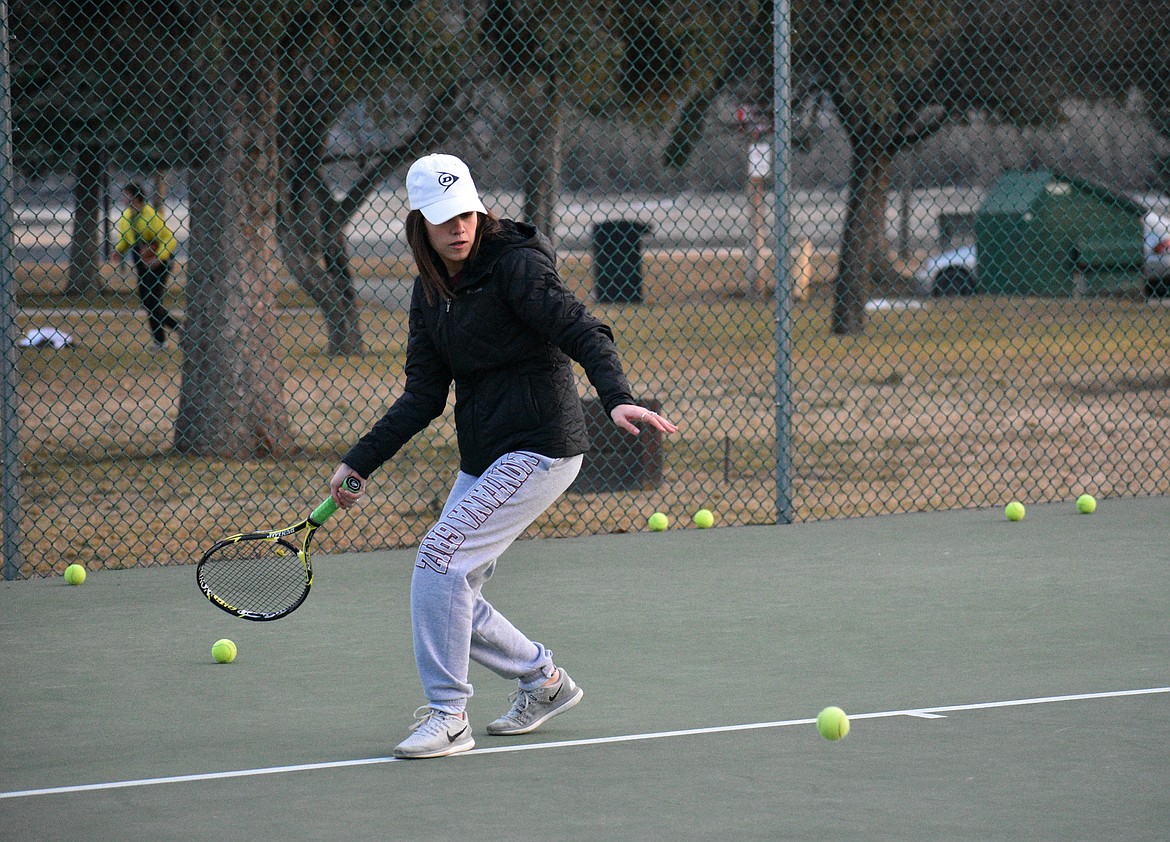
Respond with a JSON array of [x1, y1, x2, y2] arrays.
[[816, 706, 850, 741], [1004, 501, 1025, 522], [648, 512, 669, 532], [212, 639, 237, 664], [693, 508, 715, 528], [1076, 494, 1096, 514], [64, 563, 86, 585]]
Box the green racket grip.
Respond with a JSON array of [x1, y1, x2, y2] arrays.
[[310, 477, 361, 525], [310, 497, 339, 525]]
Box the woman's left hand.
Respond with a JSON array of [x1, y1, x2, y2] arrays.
[[611, 403, 678, 436]]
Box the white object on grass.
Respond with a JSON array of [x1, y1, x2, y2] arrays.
[[17, 327, 74, 349]]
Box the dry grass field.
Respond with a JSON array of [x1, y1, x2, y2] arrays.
[[8, 252, 1170, 577]]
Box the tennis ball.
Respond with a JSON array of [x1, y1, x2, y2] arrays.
[[693, 508, 715, 529], [648, 512, 669, 532], [1004, 501, 1026, 522], [1076, 494, 1096, 514], [816, 706, 850, 741], [63, 563, 86, 585], [211, 639, 237, 664]]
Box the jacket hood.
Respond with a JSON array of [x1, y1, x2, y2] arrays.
[[461, 219, 554, 286]]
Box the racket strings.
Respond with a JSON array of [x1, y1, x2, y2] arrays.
[[200, 537, 309, 615]]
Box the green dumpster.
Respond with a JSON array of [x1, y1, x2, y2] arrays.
[[974, 170, 1145, 296]]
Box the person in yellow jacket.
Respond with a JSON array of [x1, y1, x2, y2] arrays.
[[113, 182, 181, 351]]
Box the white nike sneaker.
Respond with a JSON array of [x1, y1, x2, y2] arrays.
[[393, 707, 474, 759]]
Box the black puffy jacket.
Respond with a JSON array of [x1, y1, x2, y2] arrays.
[[342, 219, 635, 478]]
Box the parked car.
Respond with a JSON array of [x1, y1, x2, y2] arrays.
[[913, 244, 977, 296], [914, 212, 1170, 298], [1143, 211, 1170, 299]]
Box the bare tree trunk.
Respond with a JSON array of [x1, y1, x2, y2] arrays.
[[515, 76, 561, 245], [276, 189, 363, 356], [275, 80, 472, 356], [276, 17, 363, 356], [484, 0, 565, 245], [66, 144, 105, 297], [746, 169, 769, 298], [832, 145, 892, 335], [175, 5, 295, 458]]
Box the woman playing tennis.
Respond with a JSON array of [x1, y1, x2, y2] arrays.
[[329, 153, 677, 758]]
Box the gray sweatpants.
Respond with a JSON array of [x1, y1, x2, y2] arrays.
[[410, 450, 584, 714]]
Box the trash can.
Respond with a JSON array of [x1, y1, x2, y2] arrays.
[[592, 220, 648, 303], [568, 398, 663, 493]]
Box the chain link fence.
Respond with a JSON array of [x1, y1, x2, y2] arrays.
[[3, 1, 1168, 578]]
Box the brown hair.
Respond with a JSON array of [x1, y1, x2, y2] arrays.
[[406, 209, 501, 305], [124, 182, 147, 203]]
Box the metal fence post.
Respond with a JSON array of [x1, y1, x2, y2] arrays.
[[773, 0, 794, 525], [0, 0, 24, 580]]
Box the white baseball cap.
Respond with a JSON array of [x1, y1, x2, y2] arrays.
[[407, 153, 486, 224]]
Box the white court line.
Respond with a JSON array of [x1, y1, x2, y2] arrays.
[[3, 686, 1167, 801]]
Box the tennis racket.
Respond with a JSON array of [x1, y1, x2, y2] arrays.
[[196, 476, 361, 621]]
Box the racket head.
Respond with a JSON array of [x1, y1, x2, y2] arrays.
[[196, 532, 313, 621]]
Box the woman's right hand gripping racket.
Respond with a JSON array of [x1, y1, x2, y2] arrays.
[[197, 477, 361, 621]]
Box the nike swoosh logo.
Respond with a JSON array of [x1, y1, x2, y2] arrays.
[[448, 725, 469, 742], [548, 685, 562, 702]]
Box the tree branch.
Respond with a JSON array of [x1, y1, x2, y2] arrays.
[[335, 83, 473, 223]]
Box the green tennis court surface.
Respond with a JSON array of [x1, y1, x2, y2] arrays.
[[2, 498, 1166, 840]]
